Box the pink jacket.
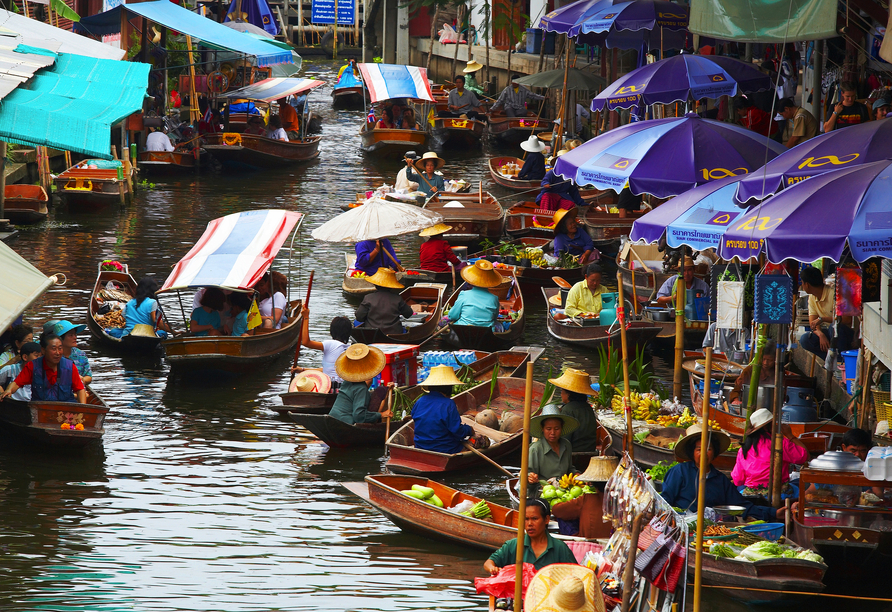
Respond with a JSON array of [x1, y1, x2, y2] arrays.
[[731, 436, 809, 488]]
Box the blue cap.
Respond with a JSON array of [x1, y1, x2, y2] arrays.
[[51, 320, 86, 338], [873, 98, 891, 111]]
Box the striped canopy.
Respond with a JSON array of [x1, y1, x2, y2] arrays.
[[357, 63, 434, 103], [160, 209, 303, 293], [222, 77, 324, 102]]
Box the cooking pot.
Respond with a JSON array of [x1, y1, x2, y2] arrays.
[[645, 307, 672, 322]]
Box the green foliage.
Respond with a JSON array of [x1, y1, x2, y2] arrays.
[[492, 8, 530, 45], [629, 346, 653, 394], [594, 344, 622, 407], [486, 362, 500, 408], [538, 366, 556, 411], [373, 56, 383, 63]]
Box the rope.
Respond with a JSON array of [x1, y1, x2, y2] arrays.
[[700, 584, 892, 602]]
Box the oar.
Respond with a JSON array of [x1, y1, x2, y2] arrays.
[[290, 270, 315, 379], [383, 246, 406, 272], [463, 441, 515, 478], [385, 387, 393, 442], [417, 324, 449, 349]]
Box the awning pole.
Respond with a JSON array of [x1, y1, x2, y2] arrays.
[[0, 142, 6, 222], [186, 36, 199, 125]]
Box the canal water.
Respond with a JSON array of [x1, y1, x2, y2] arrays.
[[0, 60, 796, 612]]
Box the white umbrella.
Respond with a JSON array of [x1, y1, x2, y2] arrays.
[[311, 198, 444, 242]]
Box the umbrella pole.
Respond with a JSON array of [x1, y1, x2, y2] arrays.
[[513, 362, 534, 612], [673, 258, 685, 400], [770, 326, 786, 507], [692, 347, 714, 612], [617, 271, 634, 461]]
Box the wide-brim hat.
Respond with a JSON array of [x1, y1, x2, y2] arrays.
[[577, 456, 619, 483], [297, 370, 332, 394], [415, 151, 445, 171], [463, 60, 483, 74], [552, 207, 578, 232], [336, 343, 386, 383], [43, 319, 60, 336], [549, 368, 593, 396], [53, 320, 86, 338], [524, 564, 603, 612], [290, 376, 316, 393], [530, 403, 579, 439], [366, 267, 405, 289], [129, 324, 157, 338], [683, 257, 696, 268], [419, 223, 453, 237], [747, 408, 773, 434], [421, 365, 463, 387], [674, 423, 731, 462], [521, 135, 546, 153], [461, 260, 503, 288]]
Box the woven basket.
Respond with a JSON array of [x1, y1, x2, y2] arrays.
[[874, 390, 892, 422]]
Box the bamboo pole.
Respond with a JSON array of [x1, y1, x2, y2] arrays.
[[859, 349, 874, 430], [333, 0, 339, 59], [745, 325, 769, 425], [770, 327, 786, 507], [693, 347, 714, 612], [0, 142, 6, 222], [620, 514, 643, 612], [513, 362, 535, 612], [553, 35, 572, 153], [617, 271, 634, 460], [186, 36, 199, 125], [451, 5, 463, 78], [427, 6, 441, 71], [672, 258, 685, 400]]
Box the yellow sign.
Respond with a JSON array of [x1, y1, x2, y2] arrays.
[[450, 120, 468, 128], [734, 215, 783, 232], [658, 12, 687, 18], [796, 153, 859, 169], [614, 84, 644, 95], [247, 299, 262, 330], [701, 167, 748, 181], [711, 74, 726, 82]]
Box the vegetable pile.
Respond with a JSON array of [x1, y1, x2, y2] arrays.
[[705, 539, 824, 564], [460, 500, 492, 520], [645, 460, 677, 482]]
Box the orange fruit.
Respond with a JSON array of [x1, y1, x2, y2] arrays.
[[61, 423, 70, 430], [75, 423, 84, 431]]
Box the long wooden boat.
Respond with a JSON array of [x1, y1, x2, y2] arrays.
[[443, 271, 525, 350], [341, 253, 434, 298], [203, 133, 320, 169], [86, 263, 162, 352], [469, 237, 585, 288], [423, 191, 505, 245], [351, 283, 448, 345], [162, 300, 303, 372], [289, 412, 410, 447], [0, 387, 109, 447], [331, 85, 365, 109], [582, 207, 645, 250], [343, 474, 518, 550], [137, 149, 207, 174], [385, 377, 545, 474], [487, 116, 553, 145], [228, 112, 322, 134], [504, 198, 617, 239], [275, 388, 337, 415], [601, 421, 737, 473], [3, 185, 48, 224], [53, 160, 132, 209], [489, 158, 611, 200], [543, 287, 661, 352], [431, 117, 486, 148], [643, 308, 709, 346], [359, 123, 428, 157]]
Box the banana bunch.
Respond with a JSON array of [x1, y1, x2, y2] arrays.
[[460, 500, 492, 519], [676, 407, 696, 429], [611, 392, 662, 421], [558, 473, 584, 490], [520, 247, 548, 268]]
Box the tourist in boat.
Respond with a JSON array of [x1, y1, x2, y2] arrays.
[[418, 223, 462, 273], [146, 126, 175, 152], [227, 292, 253, 337], [107, 276, 172, 340], [0, 341, 41, 401], [376, 107, 396, 129], [329, 343, 394, 425], [552, 207, 597, 265], [448, 260, 502, 330], [405, 152, 447, 198], [256, 271, 289, 330], [484, 499, 577, 574], [490, 74, 545, 117], [554, 263, 609, 320], [401, 108, 421, 130], [536, 152, 587, 211], [355, 238, 402, 275], [391, 103, 404, 128], [243, 115, 266, 136], [439, 75, 483, 120], [462, 60, 485, 96], [354, 268, 414, 336], [731, 408, 809, 498], [798, 265, 855, 359], [294, 306, 352, 386], [277, 98, 300, 140], [517, 135, 547, 181], [198, 109, 223, 135], [655, 257, 711, 307], [265, 115, 289, 142], [190, 287, 225, 336], [528, 404, 578, 486], [0, 333, 86, 404], [411, 365, 474, 454], [550, 368, 600, 453], [395, 151, 420, 192], [660, 424, 790, 520], [52, 320, 92, 386], [0, 323, 33, 368]]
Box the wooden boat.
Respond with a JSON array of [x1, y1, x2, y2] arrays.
[[137, 149, 207, 174], [443, 271, 525, 350], [86, 263, 162, 352], [543, 287, 661, 352], [642, 308, 709, 346], [274, 389, 337, 415], [54, 160, 132, 208], [343, 474, 518, 550], [0, 387, 109, 447], [504, 198, 616, 239], [468, 237, 585, 288], [582, 207, 645, 250], [351, 283, 447, 345], [490, 158, 613, 199], [331, 85, 365, 109], [359, 123, 428, 157], [203, 133, 321, 169], [487, 116, 553, 145], [385, 377, 545, 474], [431, 116, 486, 148], [289, 412, 410, 447], [341, 253, 434, 298], [601, 421, 737, 473], [228, 112, 322, 134], [3, 185, 48, 224], [423, 191, 505, 245]]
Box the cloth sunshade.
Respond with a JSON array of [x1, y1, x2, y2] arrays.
[[0, 9, 125, 60], [357, 63, 434, 103], [689, 0, 837, 42], [334, 68, 362, 89], [513, 67, 606, 91], [161, 209, 303, 292], [311, 198, 444, 242], [221, 78, 323, 102], [225, 0, 278, 36], [0, 240, 57, 333]]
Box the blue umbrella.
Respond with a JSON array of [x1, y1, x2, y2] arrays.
[[225, 0, 278, 37]]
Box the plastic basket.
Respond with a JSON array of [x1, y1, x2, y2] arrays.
[[877, 399, 892, 423], [740, 522, 784, 541]]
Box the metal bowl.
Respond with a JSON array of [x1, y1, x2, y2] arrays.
[[713, 505, 746, 516], [809, 450, 865, 472]]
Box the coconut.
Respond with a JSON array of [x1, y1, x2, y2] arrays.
[[499, 413, 523, 433], [475, 409, 499, 429]]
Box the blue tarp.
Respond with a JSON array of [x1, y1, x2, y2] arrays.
[[74, 1, 292, 67], [225, 0, 278, 36]]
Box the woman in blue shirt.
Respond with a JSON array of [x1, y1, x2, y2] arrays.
[[552, 207, 597, 265], [517, 136, 546, 181], [405, 152, 447, 198], [228, 292, 252, 336], [190, 287, 225, 337], [448, 261, 502, 330], [411, 365, 474, 454], [115, 276, 172, 339]]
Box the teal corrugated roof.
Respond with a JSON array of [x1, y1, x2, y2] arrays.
[[0, 53, 149, 159]]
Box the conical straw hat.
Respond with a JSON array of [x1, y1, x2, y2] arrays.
[[461, 260, 503, 288], [335, 343, 386, 383]]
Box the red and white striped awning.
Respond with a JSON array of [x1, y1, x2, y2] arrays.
[[222, 77, 324, 102], [357, 63, 433, 104]]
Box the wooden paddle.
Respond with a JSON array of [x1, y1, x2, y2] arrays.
[[463, 441, 515, 478], [383, 246, 406, 272], [552, 276, 572, 289], [290, 270, 314, 378], [385, 387, 393, 441]]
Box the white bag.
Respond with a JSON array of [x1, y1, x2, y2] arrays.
[[438, 23, 460, 44], [716, 281, 745, 329]]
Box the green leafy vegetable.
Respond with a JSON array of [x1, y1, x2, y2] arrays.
[[739, 541, 785, 562], [646, 460, 678, 482]]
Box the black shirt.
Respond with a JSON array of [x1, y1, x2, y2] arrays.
[[834, 102, 870, 129]]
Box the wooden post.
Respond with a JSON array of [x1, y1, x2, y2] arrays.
[[617, 271, 634, 460], [186, 36, 199, 125], [111, 145, 126, 206], [620, 514, 644, 612], [770, 327, 786, 507], [451, 5, 463, 79], [745, 326, 769, 426], [506, 2, 513, 79], [0, 141, 6, 222], [160, 28, 169, 115], [859, 350, 874, 430], [692, 347, 714, 612], [513, 362, 535, 612], [672, 258, 685, 400], [140, 17, 148, 63], [427, 6, 440, 71], [333, 0, 339, 59], [553, 36, 571, 152]]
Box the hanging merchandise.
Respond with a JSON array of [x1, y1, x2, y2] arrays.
[[836, 266, 863, 317], [716, 281, 745, 329], [861, 257, 881, 303], [754, 274, 793, 324]]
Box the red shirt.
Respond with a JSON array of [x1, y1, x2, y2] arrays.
[[420, 238, 461, 273], [279, 103, 299, 132], [741, 107, 777, 138], [15, 359, 85, 390]]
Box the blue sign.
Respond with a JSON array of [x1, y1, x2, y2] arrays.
[[311, 0, 355, 25], [754, 274, 793, 325]]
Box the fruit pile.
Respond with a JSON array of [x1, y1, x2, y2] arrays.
[[610, 391, 662, 422], [540, 473, 595, 508], [519, 247, 547, 268], [459, 500, 492, 520], [656, 407, 722, 431], [401, 484, 444, 507]]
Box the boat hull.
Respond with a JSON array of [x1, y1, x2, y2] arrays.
[[582, 207, 642, 250], [431, 118, 485, 148], [487, 117, 553, 145], [138, 149, 207, 174], [350, 283, 447, 345], [0, 389, 109, 447], [203, 133, 320, 169], [360, 125, 428, 157], [289, 413, 409, 447], [468, 238, 583, 288], [87, 268, 162, 352], [332, 86, 365, 109], [54, 162, 133, 209], [275, 390, 337, 415], [688, 552, 826, 604], [4, 185, 48, 224], [422, 192, 505, 245], [443, 271, 524, 351]]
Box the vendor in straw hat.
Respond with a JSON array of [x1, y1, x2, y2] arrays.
[[410, 365, 474, 454], [655, 256, 711, 307], [354, 237, 402, 276], [536, 149, 587, 212], [552, 207, 597, 266], [355, 268, 414, 336], [462, 60, 485, 96], [661, 423, 788, 520], [329, 344, 394, 425], [448, 260, 503, 330], [731, 408, 808, 497], [419, 223, 462, 274], [549, 368, 600, 453], [517, 135, 547, 181], [405, 152, 447, 198], [528, 404, 578, 486], [524, 563, 604, 612], [484, 498, 577, 575]]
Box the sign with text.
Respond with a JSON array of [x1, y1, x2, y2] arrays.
[[311, 0, 355, 25]]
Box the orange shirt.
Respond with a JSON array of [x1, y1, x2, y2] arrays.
[[279, 103, 299, 131]]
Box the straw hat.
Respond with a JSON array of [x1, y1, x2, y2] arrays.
[[530, 404, 579, 439], [521, 135, 546, 153], [365, 268, 405, 290], [577, 456, 619, 483], [524, 564, 603, 612], [549, 368, 593, 396], [290, 376, 316, 393], [461, 260, 503, 288], [552, 207, 578, 233], [129, 324, 158, 338], [421, 365, 463, 387], [547, 149, 570, 165], [419, 223, 453, 237], [682, 256, 696, 268], [674, 423, 731, 462], [301, 370, 332, 394], [335, 343, 386, 383], [463, 60, 484, 74], [747, 408, 773, 434], [415, 151, 445, 172]]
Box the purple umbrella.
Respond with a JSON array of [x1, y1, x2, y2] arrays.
[[591, 54, 771, 111], [554, 114, 785, 198], [719, 160, 892, 263], [735, 119, 892, 203]]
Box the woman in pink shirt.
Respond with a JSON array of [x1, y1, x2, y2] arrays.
[[731, 408, 809, 495]]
